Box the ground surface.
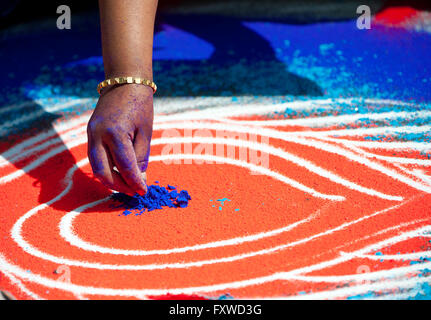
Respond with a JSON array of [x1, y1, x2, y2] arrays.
[[0, 5, 431, 300]]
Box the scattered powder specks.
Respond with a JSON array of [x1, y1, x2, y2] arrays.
[[216, 198, 231, 206]]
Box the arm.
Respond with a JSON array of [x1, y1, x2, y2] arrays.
[[88, 0, 158, 195]]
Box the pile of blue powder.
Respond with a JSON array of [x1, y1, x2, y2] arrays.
[[111, 183, 191, 216]]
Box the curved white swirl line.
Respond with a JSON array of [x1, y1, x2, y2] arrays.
[[2, 97, 430, 299], [60, 199, 327, 256], [1, 269, 43, 300], [11, 184, 408, 271], [217, 110, 431, 127], [3, 226, 431, 297], [153, 121, 431, 193], [151, 137, 403, 201]]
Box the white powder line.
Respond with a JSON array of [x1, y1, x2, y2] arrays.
[[153, 96, 327, 115], [131, 97, 425, 118], [358, 250, 431, 261], [0, 114, 90, 165], [5, 190, 428, 298], [2, 121, 422, 196], [152, 98, 346, 122], [360, 98, 420, 108], [3, 224, 431, 297], [0, 253, 288, 296], [1, 96, 427, 187], [315, 139, 431, 188], [4, 155, 338, 271], [277, 274, 431, 300], [338, 228, 431, 265], [60, 202, 327, 256], [318, 218, 431, 269], [288, 138, 431, 193], [0, 99, 91, 136], [1, 119, 427, 196], [152, 137, 403, 201], [0, 132, 346, 200], [322, 137, 431, 151], [152, 98, 424, 123], [0, 96, 422, 160], [0, 101, 35, 116], [1, 268, 43, 300], [0, 96, 315, 160], [1, 95, 364, 122], [33, 97, 94, 113], [0, 126, 88, 169], [0, 137, 87, 185], [2, 96, 428, 298], [289, 260, 431, 283], [0, 95, 89, 118], [155, 154, 344, 201], [153, 121, 431, 193], [292, 125, 431, 138], [0, 95, 345, 136], [155, 120, 431, 154], [392, 164, 431, 187], [3, 254, 428, 298], [338, 144, 431, 166], [13, 181, 411, 271], [370, 292, 412, 300], [411, 169, 431, 185], [218, 110, 431, 128], [341, 225, 431, 259], [320, 143, 431, 197]]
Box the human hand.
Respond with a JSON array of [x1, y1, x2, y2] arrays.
[[87, 84, 153, 196]]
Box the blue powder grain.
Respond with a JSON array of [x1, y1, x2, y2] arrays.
[[408, 282, 431, 300], [111, 185, 191, 216], [216, 198, 231, 206], [218, 293, 234, 300], [346, 291, 377, 300]]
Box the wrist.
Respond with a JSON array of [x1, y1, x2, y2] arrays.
[[98, 76, 156, 96], [100, 82, 154, 97], [104, 65, 153, 81]]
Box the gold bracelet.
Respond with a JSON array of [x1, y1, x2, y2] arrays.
[[97, 76, 157, 95]]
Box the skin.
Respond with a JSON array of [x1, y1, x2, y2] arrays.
[[88, 0, 158, 196]]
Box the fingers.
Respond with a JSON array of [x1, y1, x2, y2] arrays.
[[106, 133, 148, 195], [88, 138, 136, 196], [133, 128, 151, 173]]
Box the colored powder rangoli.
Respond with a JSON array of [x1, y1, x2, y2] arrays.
[[111, 184, 191, 216]]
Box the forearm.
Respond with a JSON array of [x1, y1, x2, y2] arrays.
[[87, 0, 158, 195], [98, 0, 158, 80]]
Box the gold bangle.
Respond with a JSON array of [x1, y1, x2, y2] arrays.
[[97, 76, 157, 95]]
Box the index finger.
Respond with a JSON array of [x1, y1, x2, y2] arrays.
[[107, 135, 147, 195], [88, 136, 136, 196]]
